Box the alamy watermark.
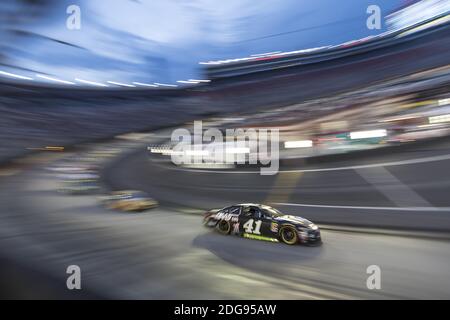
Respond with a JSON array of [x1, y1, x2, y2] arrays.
[[367, 5, 382, 30], [169, 121, 279, 175], [66, 265, 81, 290], [366, 265, 381, 290], [66, 5, 81, 30]]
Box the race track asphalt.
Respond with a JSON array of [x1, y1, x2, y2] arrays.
[[1, 136, 450, 299]]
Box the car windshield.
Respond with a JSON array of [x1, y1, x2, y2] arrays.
[[131, 192, 147, 199], [116, 191, 147, 199], [261, 206, 283, 217]]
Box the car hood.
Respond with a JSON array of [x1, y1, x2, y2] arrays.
[[273, 215, 313, 227]]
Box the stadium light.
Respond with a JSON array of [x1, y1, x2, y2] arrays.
[[177, 80, 199, 84], [133, 82, 158, 87], [349, 129, 387, 140], [438, 98, 450, 106], [429, 114, 450, 124], [154, 83, 178, 87], [0, 70, 33, 81], [75, 78, 109, 87], [107, 81, 135, 88], [284, 140, 313, 148], [36, 74, 75, 85]]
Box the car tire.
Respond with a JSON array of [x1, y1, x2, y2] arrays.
[[216, 220, 231, 235], [279, 226, 298, 245]]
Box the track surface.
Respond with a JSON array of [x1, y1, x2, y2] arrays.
[[1, 136, 450, 299], [105, 133, 450, 231], [1, 22, 450, 300]]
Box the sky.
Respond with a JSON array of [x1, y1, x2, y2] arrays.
[[0, 0, 406, 87]]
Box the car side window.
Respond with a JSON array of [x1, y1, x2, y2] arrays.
[[261, 209, 271, 219], [242, 206, 252, 217], [218, 207, 228, 215], [250, 207, 262, 219], [230, 206, 241, 215]]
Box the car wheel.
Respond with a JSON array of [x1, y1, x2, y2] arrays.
[[216, 220, 231, 235], [279, 226, 298, 245]]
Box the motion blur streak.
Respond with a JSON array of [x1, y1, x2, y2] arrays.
[[1, 0, 450, 300]]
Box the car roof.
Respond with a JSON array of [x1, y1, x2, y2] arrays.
[[237, 203, 263, 207], [112, 190, 145, 195]]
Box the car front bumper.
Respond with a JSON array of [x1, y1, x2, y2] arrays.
[[298, 229, 322, 244]]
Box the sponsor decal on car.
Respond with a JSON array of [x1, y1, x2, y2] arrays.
[[243, 233, 279, 242], [270, 222, 278, 233], [214, 211, 239, 221], [232, 222, 240, 234]]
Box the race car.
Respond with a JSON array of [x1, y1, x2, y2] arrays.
[[203, 203, 321, 245], [100, 190, 158, 212], [58, 173, 100, 194]]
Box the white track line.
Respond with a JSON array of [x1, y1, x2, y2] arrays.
[[166, 152, 450, 174], [273, 202, 450, 212], [356, 166, 432, 207]]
